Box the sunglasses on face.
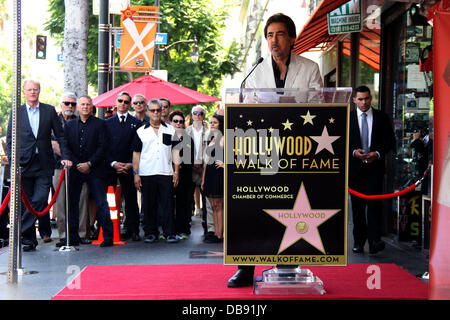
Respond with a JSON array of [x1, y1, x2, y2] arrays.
[[117, 99, 130, 105], [162, 105, 170, 109], [193, 111, 204, 116], [172, 119, 184, 124], [149, 108, 162, 113], [63, 101, 76, 107], [133, 101, 146, 105]]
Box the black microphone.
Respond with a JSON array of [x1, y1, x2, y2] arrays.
[[239, 57, 264, 102]]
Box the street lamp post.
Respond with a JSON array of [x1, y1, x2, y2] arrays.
[[157, 36, 199, 63]]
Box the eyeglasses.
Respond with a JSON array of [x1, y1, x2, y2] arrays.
[[149, 108, 162, 113], [193, 111, 204, 116], [133, 101, 146, 105], [162, 105, 170, 109], [117, 99, 130, 105], [62, 101, 76, 107], [172, 119, 184, 124]]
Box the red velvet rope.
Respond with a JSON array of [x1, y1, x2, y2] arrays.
[[0, 169, 65, 217], [348, 183, 418, 199]]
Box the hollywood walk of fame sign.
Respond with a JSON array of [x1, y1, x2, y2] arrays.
[[224, 103, 349, 266]]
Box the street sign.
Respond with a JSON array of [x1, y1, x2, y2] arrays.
[[155, 33, 167, 45], [328, 0, 362, 35]]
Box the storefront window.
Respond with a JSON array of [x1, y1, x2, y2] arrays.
[[391, 12, 433, 194]]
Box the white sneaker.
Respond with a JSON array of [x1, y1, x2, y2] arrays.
[[194, 208, 202, 217]]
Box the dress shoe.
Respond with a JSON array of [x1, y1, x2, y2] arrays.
[[100, 239, 114, 247], [369, 241, 385, 255], [42, 236, 52, 243], [227, 269, 254, 288], [131, 233, 141, 241], [23, 243, 37, 252], [352, 245, 364, 254], [80, 238, 92, 245]]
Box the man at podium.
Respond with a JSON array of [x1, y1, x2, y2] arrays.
[[227, 13, 323, 288]]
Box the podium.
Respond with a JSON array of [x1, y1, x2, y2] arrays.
[[224, 88, 352, 295]]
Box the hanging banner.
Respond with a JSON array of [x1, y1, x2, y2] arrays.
[[119, 6, 159, 71], [328, 0, 362, 35], [225, 103, 349, 266], [429, 9, 450, 300]]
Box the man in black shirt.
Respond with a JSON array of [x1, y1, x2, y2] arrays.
[[64, 95, 114, 247]]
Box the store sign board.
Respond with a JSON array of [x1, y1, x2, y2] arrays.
[[328, 0, 362, 34], [224, 103, 349, 266], [93, 0, 130, 15]]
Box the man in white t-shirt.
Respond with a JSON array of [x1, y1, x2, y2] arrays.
[[132, 99, 179, 244]]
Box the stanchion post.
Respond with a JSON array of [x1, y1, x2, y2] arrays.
[[59, 167, 78, 252]]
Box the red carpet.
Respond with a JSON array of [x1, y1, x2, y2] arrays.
[[52, 264, 427, 300]]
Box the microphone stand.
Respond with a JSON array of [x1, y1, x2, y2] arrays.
[[239, 57, 264, 103]]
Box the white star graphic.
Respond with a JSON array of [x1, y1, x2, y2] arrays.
[[301, 110, 316, 125], [282, 119, 293, 130], [310, 126, 340, 155]]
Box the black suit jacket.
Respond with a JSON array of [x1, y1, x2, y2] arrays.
[[349, 108, 395, 177], [64, 116, 108, 179], [105, 114, 142, 167], [6, 103, 68, 176]]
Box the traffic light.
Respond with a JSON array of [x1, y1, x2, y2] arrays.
[[36, 35, 47, 59]]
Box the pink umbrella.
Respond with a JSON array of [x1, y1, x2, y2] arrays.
[[93, 74, 220, 107]]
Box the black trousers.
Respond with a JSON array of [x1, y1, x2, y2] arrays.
[[141, 175, 175, 237], [21, 157, 52, 245], [349, 173, 383, 248], [175, 170, 195, 235], [107, 171, 140, 234]]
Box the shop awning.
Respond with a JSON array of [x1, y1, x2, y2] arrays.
[[342, 27, 381, 71], [293, 0, 352, 55]]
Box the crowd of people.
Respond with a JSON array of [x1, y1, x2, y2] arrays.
[[2, 79, 224, 251]]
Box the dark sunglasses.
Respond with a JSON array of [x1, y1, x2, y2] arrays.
[[162, 105, 170, 109], [118, 99, 130, 105], [63, 101, 76, 107], [133, 101, 146, 105], [172, 119, 184, 124], [149, 108, 162, 113], [193, 111, 204, 116]]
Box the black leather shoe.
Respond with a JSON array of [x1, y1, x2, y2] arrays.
[[23, 243, 37, 252], [352, 245, 364, 254], [100, 239, 114, 247], [131, 233, 141, 241], [80, 238, 92, 245], [227, 269, 254, 288], [369, 241, 385, 255]]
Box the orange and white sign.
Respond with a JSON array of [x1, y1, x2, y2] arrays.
[[120, 6, 159, 71]]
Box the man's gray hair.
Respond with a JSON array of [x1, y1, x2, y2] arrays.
[[147, 99, 161, 109], [22, 79, 41, 90], [60, 92, 77, 104], [133, 93, 147, 102], [191, 104, 206, 114], [78, 95, 93, 104]]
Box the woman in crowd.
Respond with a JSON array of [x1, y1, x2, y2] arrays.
[[201, 114, 224, 242], [170, 110, 195, 240]]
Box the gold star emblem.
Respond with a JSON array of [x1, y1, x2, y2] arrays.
[[301, 110, 316, 125], [282, 119, 293, 130], [268, 127, 275, 133], [329, 117, 335, 124], [247, 120, 253, 126]]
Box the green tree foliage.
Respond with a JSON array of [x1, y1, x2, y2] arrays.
[[45, 0, 242, 114]]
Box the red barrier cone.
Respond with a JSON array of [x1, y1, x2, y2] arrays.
[[92, 185, 125, 245]]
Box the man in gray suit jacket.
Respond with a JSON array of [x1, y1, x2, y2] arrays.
[[6, 79, 72, 251]]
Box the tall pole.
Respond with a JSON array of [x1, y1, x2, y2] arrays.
[[153, 0, 160, 70], [97, 0, 110, 119], [8, 0, 22, 284]]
